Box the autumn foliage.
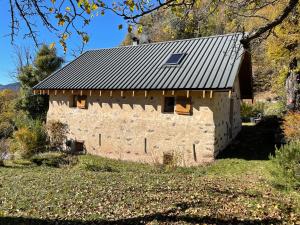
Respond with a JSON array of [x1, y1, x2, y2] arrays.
[[282, 112, 300, 142], [271, 141, 300, 189], [47, 120, 69, 151]]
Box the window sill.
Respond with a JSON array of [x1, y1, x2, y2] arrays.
[[69, 107, 88, 110], [162, 111, 174, 114]]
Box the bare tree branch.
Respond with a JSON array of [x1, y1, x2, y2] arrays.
[[96, 0, 196, 21], [15, 0, 39, 47], [241, 0, 299, 47], [6, 0, 299, 52]]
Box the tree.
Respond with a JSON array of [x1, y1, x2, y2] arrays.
[[17, 45, 64, 119], [7, 0, 299, 51], [263, 3, 300, 109], [0, 89, 18, 165], [7, 0, 299, 109], [0, 89, 18, 139]]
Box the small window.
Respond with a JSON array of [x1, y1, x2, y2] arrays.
[[74, 140, 84, 152], [175, 96, 192, 115], [72, 95, 87, 109], [163, 97, 175, 113], [165, 53, 186, 65]]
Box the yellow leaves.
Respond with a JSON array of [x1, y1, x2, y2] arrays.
[[82, 34, 89, 44], [59, 33, 68, 52], [55, 13, 66, 26], [91, 3, 98, 10], [282, 112, 300, 141], [55, 13, 62, 19], [265, 4, 300, 66], [77, 0, 84, 7], [59, 40, 67, 53], [137, 25, 143, 34], [77, 0, 99, 15], [51, 0, 56, 3], [244, 1, 294, 33], [58, 19, 65, 26], [62, 33, 68, 40], [65, 7, 71, 12], [271, 66, 289, 92], [49, 42, 56, 49], [128, 25, 133, 33], [49, 7, 54, 13], [86, 6, 91, 15], [125, 0, 135, 12], [13, 127, 38, 155], [187, 12, 194, 20]]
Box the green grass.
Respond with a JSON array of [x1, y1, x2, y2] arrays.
[[0, 154, 299, 224]]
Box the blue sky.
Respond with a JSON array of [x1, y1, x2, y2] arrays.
[[0, 1, 127, 85]]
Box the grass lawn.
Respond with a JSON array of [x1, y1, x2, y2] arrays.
[[0, 154, 299, 225]]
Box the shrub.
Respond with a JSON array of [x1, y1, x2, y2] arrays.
[[282, 112, 300, 142], [47, 120, 68, 150], [271, 67, 289, 98], [0, 121, 14, 139], [31, 152, 78, 168], [0, 89, 18, 139], [0, 139, 9, 166], [11, 127, 38, 158], [270, 142, 300, 189], [241, 102, 265, 119], [10, 119, 48, 158], [264, 101, 286, 117]]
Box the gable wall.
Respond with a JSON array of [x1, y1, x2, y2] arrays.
[[47, 89, 241, 166], [213, 77, 242, 156]]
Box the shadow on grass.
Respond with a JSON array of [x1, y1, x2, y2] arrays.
[[0, 208, 282, 225], [0, 198, 283, 224], [217, 116, 283, 160]]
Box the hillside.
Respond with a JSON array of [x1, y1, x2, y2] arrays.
[[0, 82, 20, 92]]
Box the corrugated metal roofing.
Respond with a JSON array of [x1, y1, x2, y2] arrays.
[[33, 33, 247, 90]]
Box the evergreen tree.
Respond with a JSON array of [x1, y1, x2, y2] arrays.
[[17, 45, 64, 120]]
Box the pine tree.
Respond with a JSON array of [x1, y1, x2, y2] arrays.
[[17, 45, 64, 119]]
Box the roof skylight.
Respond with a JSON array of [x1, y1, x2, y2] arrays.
[[165, 53, 186, 65]]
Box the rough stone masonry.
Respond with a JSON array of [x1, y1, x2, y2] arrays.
[[47, 77, 241, 166]]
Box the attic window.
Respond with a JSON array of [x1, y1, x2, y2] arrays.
[[165, 53, 185, 65], [72, 95, 88, 109], [163, 97, 175, 113]]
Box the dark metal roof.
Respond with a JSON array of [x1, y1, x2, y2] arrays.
[[34, 33, 249, 90]]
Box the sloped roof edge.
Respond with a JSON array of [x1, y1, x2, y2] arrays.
[[33, 33, 251, 91]]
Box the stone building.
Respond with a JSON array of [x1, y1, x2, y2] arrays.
[[33, 33, 252, 166]]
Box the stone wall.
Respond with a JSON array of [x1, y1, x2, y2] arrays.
[[47, 80, 241, 166], [213, 77, 242, 156]]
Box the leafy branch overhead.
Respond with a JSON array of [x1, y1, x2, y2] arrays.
[[8, 0, 299, 51]]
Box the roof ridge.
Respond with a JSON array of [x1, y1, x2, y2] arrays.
[[86, 32, 244, 52]]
